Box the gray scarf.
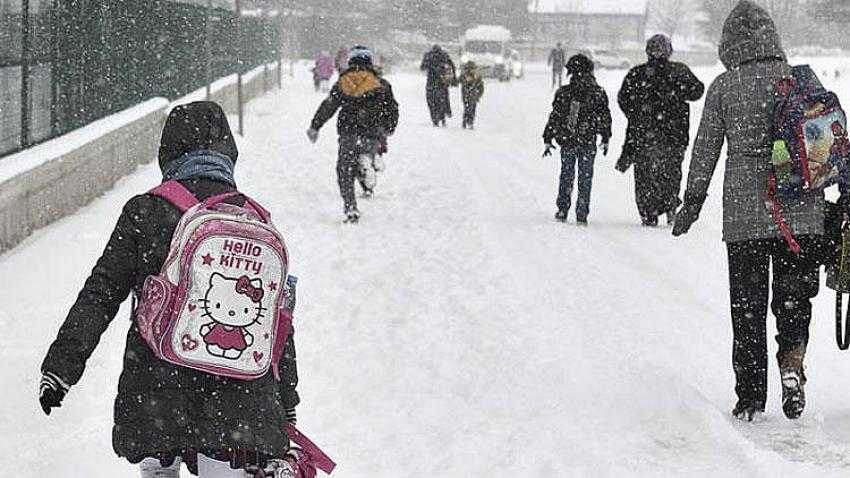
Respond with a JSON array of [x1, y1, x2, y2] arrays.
[[162, 149, 236, 187]]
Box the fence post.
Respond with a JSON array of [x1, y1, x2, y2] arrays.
[[205, 0, 212, 100], [50, 0, 59, 136], [235, 0, 244, 136], [20, 0, 31, 148]]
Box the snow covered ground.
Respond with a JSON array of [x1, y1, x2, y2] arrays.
[[5, 59, 850, 476]]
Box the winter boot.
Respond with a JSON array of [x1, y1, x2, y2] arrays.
[[576, 216, 588, 226], [555, 210, 568, 222], [779, 344, 807, 419], [666, 210, 676, 227], [732, 399, 765, 422], [344, 207, 360, 224], [641, 216, 659, 227], [358, 155, 377, 191]]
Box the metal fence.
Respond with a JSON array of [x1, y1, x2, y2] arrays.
[[0, 0, 282, 159]]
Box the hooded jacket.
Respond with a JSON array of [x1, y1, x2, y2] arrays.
[[683, 0, 824, 242], [41, 101, 299, 466], [543, 73, 612, 149], [310, 65, 399, 139]]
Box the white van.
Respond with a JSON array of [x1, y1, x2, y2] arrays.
[[460, 25, 513, 81]]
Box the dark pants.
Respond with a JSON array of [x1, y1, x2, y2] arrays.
[[337, 136, 377, 213], [726, 237, 820, 404], [557, 146, 596, 220], [462, 99, 478, 127], [634, 146, 686, 222], [552, 68, 563, 88], [426, 83, 451, 125]]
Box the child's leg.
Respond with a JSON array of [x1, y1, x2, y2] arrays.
[[197, 454, 249, 478], [575, 147, 597, 221], [139, 457, 181, 478], [557, 148, 578, 213]]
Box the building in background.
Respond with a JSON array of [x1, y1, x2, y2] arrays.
[[528, 0, 649, 51]]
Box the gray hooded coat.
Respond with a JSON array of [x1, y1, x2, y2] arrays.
[[683, 0, 824, 242]]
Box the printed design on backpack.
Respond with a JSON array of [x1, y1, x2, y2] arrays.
[[170, 234, 285, 376], [199, 273, 265, 360], [771, 65, 850, 199], [134, 181, 294, 381], [768, 65, 850, 253]]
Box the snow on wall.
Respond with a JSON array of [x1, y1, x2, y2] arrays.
[[530, 0, 648, 16]]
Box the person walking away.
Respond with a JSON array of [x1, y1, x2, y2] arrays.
[[334, 46, 349, 74], [460, 61, 485, 130], [617, 34, 704, 226], [420, 45, 457, 127], [543, 54, 612, 225], [307, 46, 399, 224], [313, 50, 336, 92], [672, 1, 824, 422], [548, 42, 567, 88], [38, 101, 302, 477]]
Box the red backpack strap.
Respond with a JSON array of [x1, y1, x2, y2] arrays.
[[149, 180, 200, 213]]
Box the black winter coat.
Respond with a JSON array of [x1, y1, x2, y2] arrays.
[[420, 48, 456, 90], [310, 65, 399, 139], [41, 102, 299, 467], [618, 59, 704, 155], [543, 74, 612, 148]]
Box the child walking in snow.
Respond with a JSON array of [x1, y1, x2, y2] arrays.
[[460, 61, 484, 129], [39, 102, 302, 477], [543, 54, 612, 225]]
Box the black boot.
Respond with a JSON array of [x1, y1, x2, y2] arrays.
[[555, 210, 568, 222], [732, 399, 765, 422]]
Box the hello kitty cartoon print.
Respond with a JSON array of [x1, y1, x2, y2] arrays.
[[134, 181, 295, 381], [200, 274, 266, 359]]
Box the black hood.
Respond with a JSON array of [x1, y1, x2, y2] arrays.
[[158, 101, 238, 170]]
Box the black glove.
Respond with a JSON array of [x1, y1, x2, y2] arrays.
[[672, 194, 706, 237], [39, 372, 69, 416], [601, 142, 609, 157], [543, 143, 555, 158]]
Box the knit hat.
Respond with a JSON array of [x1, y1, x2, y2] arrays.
[[348, 45, 374, 67], [646, 34, 673, 60], [566, 54, 594, 75]]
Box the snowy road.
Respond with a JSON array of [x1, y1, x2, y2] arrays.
[[4, 61, 850, 476]]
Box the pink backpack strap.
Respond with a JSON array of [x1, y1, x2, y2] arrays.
[[205, 191, 272, 223], [285, 423, 336, 474], [149, 180, 200, 213]]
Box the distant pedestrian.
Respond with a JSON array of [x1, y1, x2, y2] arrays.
[[460, 62, 484, 129], [334, 46, 349, 74], [308, 46, 399, 223], [543, 54, 612, 225], [420, 45, 456, 127], [548, 42, 567, 88], [312, 50, 335, 92], [616, 34, 704, 227]]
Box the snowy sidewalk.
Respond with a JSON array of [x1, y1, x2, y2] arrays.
[[3, 62, 850, 476]]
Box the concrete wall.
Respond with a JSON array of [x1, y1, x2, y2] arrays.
[[0, 61, 283, 253]]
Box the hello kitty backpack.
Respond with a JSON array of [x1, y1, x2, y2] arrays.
[[133, 180, 294, 381]]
